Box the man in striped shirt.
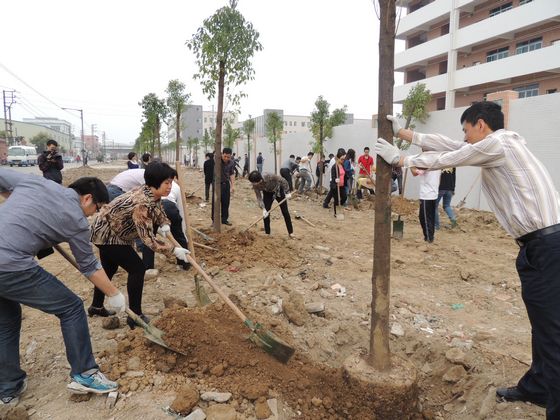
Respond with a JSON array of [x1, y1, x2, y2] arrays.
[[375, 101, 560, 418]]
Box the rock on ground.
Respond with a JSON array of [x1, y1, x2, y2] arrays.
[[282, 291, 308, 326], [171, 383, 199, 415], [255, 397, 272, 419], [205, 404, 237, 420]]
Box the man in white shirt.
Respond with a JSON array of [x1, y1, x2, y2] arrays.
[[106, 169, 145, 201], [375, 101, 560, 417]]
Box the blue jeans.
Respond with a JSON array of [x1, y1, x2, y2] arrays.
[[0, 266, 98, 398], [435, 190, 456, 229], [106, 184, 124, 202]]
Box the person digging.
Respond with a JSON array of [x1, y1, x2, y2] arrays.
[[0, 170, 126, 402], [375, 102, 560, 419], [248, 170, 295, 239], [89, 162, 190, 329]]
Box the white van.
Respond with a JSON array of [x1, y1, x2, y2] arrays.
[[7, 146, 38, 167]]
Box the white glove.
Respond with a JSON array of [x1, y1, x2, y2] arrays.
[[258, 200, 265, 209], [157, 224, 171, 238], [387, 115, 403, 137], [106, 291, 126, 313], [262, 209, 269, 218], [173, 247, 190, 262], [374, 138, 401, 166], [285, 193, 292, 200]]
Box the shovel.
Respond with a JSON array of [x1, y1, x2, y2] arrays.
[[294, 211, 316, 228], [457, 173, 481, 210], [167, 236, 294, 363], [392, 215, 404, 239], [53, 244, 186, 355], [243, 195, 290, 232]]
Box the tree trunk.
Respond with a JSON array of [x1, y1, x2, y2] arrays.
[[399, 112, 414, 198], [213, 61, 226, 233], [368, 0, 396, 371], [156, 117, 162, 159], [247, 135, 251, 173], [175, 110, 181, 162], [317, 125, 324, 194], [273, 138, 277, 175]]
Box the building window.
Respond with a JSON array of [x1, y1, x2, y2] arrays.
[[519, 0, 532, 5], [204, 117, 207, 123], [547, 88, 557, 94], [436, 97, 446, 111], [489, 3, 512, 17], [441, 23, 449, 36], [284, 121, 287, 126], [514, 83, 539, 98], [516, 37, 542, 54], [486, 47, 509, 62], [438, 60, 448, 75]]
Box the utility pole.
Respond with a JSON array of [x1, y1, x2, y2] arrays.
[[3, 90, 15, 145], [62, 107, 85, 166]]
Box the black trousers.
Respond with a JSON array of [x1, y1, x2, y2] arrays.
[[93, 245, 146, 315], [419, 199, 436, 242], [331, 184, 347, 209], [280, 168, 293, 191], [263, 191, 293, 235], [516, 229, 560, 418], [211, 181, 230, 223], [204, 180, 212, 201], [143, 200, 189, 270]]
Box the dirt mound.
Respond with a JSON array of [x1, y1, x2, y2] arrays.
[[194, 229, 302, 269], [62, 166, 122, 186], [105, 304, 418, 419], [391, 197, 418, 216]]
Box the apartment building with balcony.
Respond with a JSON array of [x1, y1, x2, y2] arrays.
[[394, 0, 560, 111]]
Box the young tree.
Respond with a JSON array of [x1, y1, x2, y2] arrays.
[[202, 128, 213, 152], [139, 93, 168, 159], [187, 0, 262, 232], [165, 79, 191, 163], [396, 83, 432, 197], [395, 83, 431, 150], [223, 119, 241, 149], [242, 118, 255, 172], [265, 111, 283, 175], [29, 132, 51, 152], [310, 96, 347, 190]]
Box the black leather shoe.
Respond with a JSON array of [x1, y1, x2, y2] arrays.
[[222, 221, 232, 226], [87, 306, 116, 317], [496, 386, 546, 408], [126, 314, 150, 330]]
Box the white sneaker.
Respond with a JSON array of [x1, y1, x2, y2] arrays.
[[0, 377, 27, 406]]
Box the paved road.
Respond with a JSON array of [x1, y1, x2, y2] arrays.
[[1, 162, 101, 176]]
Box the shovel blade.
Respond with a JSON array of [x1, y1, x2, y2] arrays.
[[393, 220, 404, 239]]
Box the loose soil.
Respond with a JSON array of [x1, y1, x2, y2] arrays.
[[8, 163, 545, 419]]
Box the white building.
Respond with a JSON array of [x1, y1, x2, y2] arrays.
[[394, 0, 560, 111], [21, 117, 72, 151]]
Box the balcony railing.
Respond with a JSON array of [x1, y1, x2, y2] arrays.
[[396, 33, 449, 71], [397, 0, 451, 39]]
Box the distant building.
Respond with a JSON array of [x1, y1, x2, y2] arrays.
[[394, 0, 560, 110], [21, 117, 72, 151], [0, 118, 73, 153], [82, 135, 100, 154]]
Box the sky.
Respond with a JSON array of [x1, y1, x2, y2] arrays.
[[1, 0, 404, 145]]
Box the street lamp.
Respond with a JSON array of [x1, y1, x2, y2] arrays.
[[62, 107, 85, 166]]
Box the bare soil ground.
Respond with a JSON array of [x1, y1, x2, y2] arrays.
[[6, 164, 545, 419]]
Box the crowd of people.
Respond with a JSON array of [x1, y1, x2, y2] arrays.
[[1, 101, 559, 418]]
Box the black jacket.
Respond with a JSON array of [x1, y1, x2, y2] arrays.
[[203, 159, 214, 183], [38, 150, 64, 184], [439, 168, 456, 192]]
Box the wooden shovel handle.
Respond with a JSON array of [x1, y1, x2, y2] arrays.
[[244, 196, 289, 232], [167, 236, 249, 324]]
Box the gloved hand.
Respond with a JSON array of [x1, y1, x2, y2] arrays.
[[387, 115, 403, 137], [106, 291, 126, 313], [285, 193, 292, 200], [262, 209, 269, 218], [374, 138, 401, 166], [173, 247, 190, 262], [157, 224, 171, 238]]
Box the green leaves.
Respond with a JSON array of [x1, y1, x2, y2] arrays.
[[396, 83, 431, 150], [223, 119, 241, 148], [310, 95, 347, 157], [186, 3, 262, 104]]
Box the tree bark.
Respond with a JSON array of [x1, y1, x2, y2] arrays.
[[175, 110, 181, 162], [247, 134, 251, 173], [273, 138, 277, 175], [156, 117, 162, 159], [213, 61, 226, 233], [317, 124, 324, 194], [368, 0, 396, 371]]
